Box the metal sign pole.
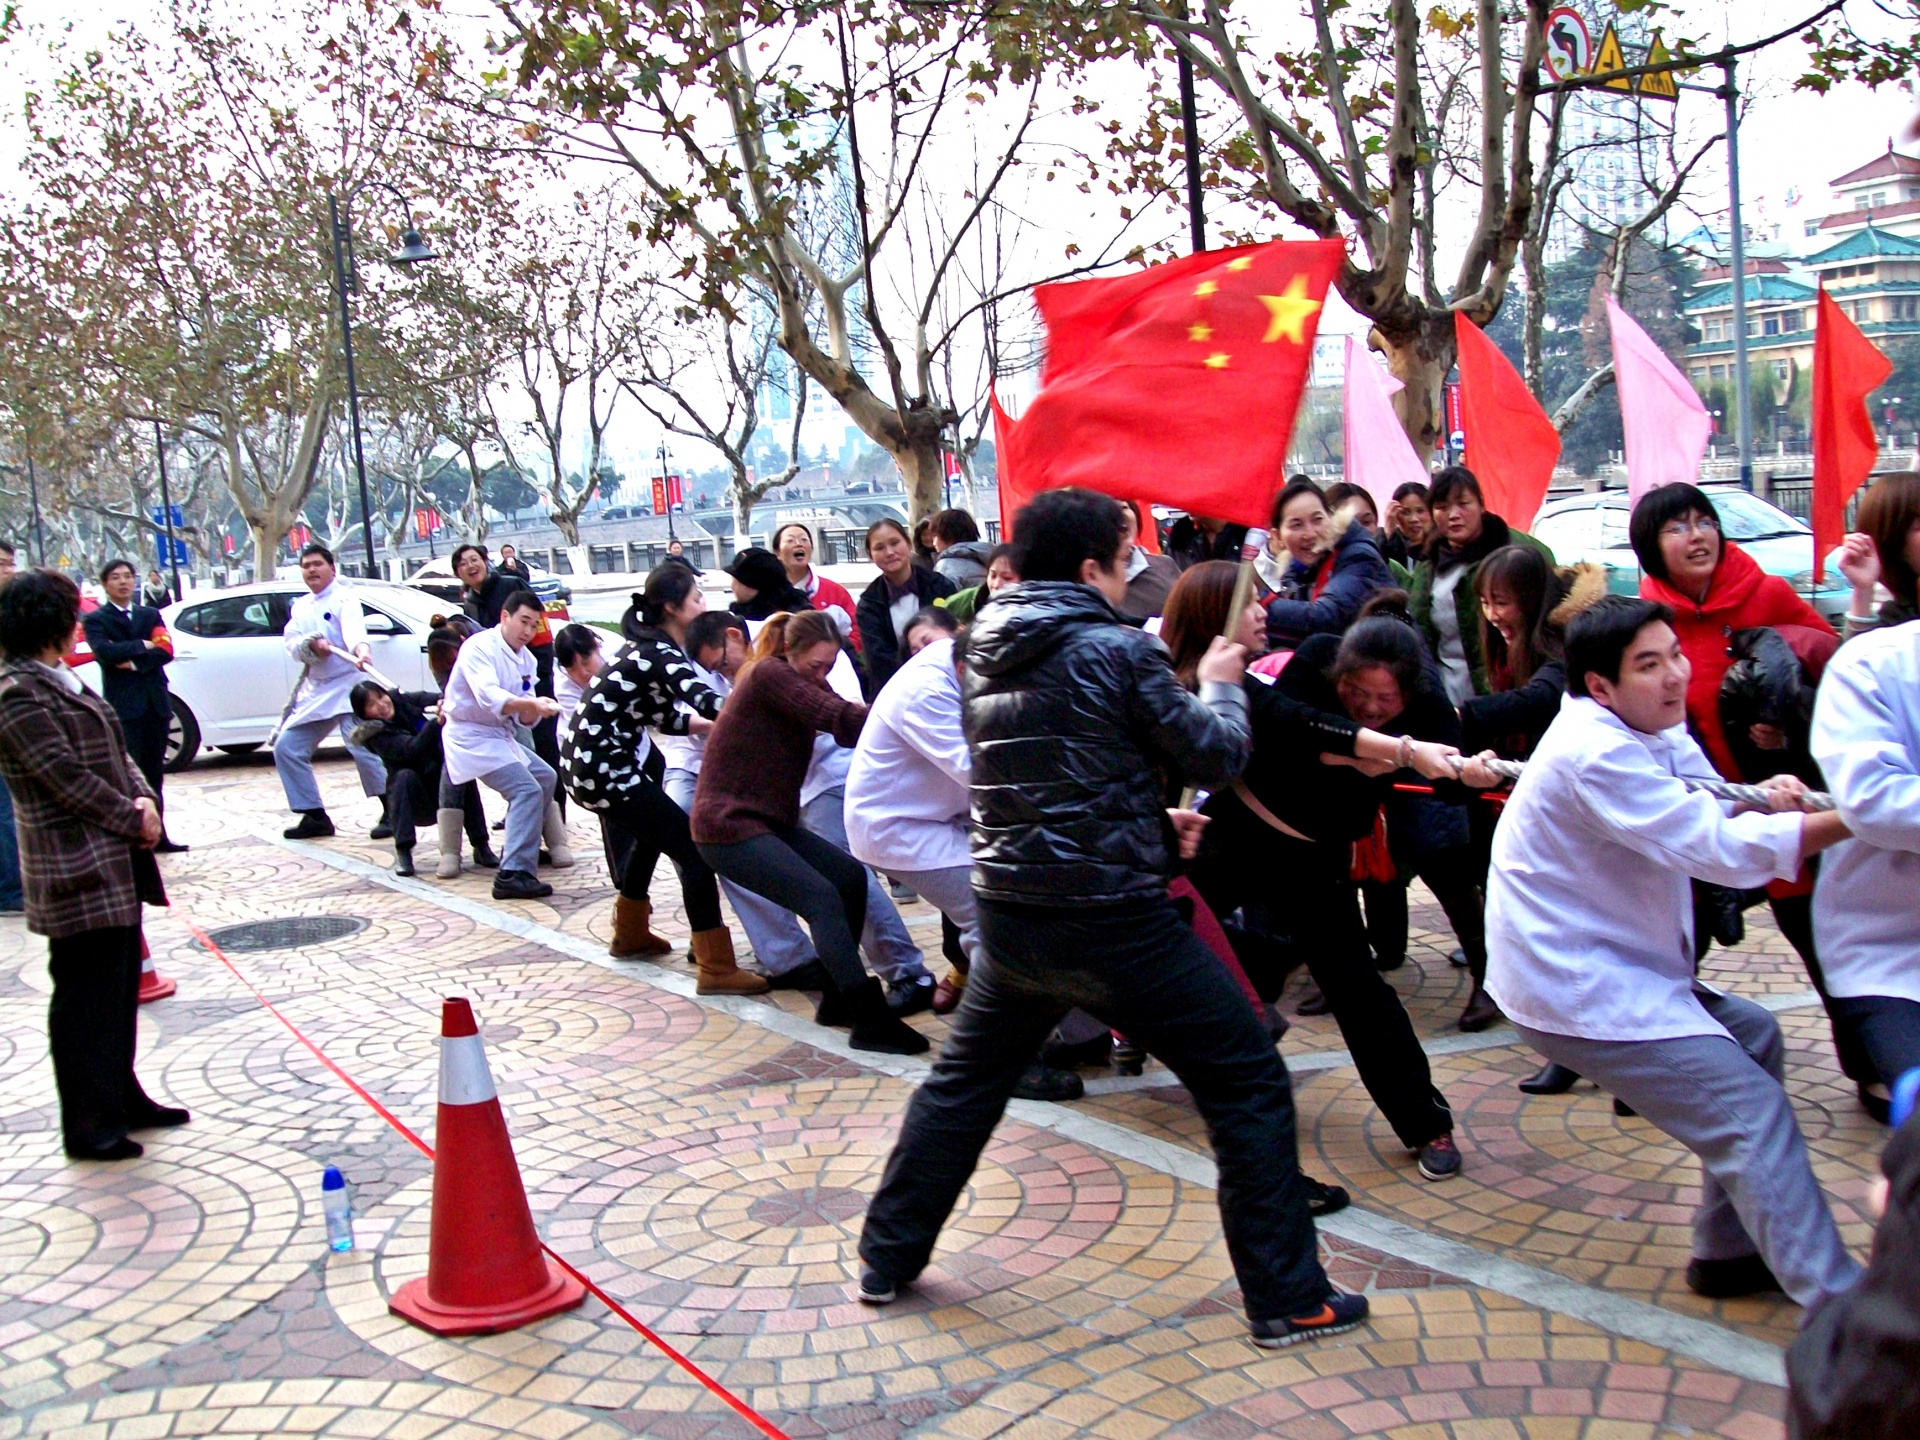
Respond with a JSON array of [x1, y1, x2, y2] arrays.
[[1721, 58, 1755, 493], [153, 421, 184, 602]]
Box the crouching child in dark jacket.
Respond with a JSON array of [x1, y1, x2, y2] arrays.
[[856, 488, 1371, 1351]]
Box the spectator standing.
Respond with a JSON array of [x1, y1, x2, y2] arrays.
[[773, 522, 859, 643], [1116, 501, 1179, 622], [724, 545, 812, 622], [1165, 513, 1250, 571], [1484, 596, 1858, 1309], [497, 544, 532, 584], [855, 519, 954, 694], [927, 509, 995, 590], [141, 569, 171, 609], [1408, 466, 1553, 704], [859, 489, 1370, 1349], [0, 568, 185, 1160], [271, 544, 388, 840], [1380, 481, 1433, 573], [83, 560, 185, 853], [1835, 471, 1920, 640]]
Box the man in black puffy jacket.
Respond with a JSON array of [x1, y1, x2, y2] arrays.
[[857, 488, 1368, 1349]]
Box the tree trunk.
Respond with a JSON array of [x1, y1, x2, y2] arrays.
[[248, 517, 280, 583], [731, 490, 754, 549], [886, 425, 947, 526], [1373, 313, 1455, 461]]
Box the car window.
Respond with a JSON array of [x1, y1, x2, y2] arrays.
[[1532, 507, 1603, 558], [1706, 489, 1807, 541], [362, 606, 410, 636], [177, 595, 278, 639]]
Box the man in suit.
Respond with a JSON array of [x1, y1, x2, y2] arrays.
[[83, 559, 186, 853]]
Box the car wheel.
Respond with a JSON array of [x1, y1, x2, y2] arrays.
[[164, 697, 202, 772], [214, 742, 263, 756]]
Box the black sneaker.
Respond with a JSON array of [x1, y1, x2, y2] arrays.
[[1685, 1253, 1782, 1299], [1417, 1133, 1462, 1181], [1249, 1292, 1369, 1348], [768, 960, 832, 992], [491, 869, 554, 901], [857, 1268, 901, 1305], [128, 1103, 190, 1129], [283, 810, 336, 840], [1011, 1064, 1084, 1102], [887, 975, 936, 1016], [1301, 1176, 1350, 1217]]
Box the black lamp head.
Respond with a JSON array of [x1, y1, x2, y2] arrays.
[[392, 228, 437, 266]]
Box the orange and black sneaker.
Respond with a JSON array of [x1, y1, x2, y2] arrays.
[[1249, 1291, 1369, 1349]]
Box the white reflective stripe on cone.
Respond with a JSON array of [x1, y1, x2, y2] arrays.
[[140, 957, 155, 975], [438, 1033, 497, 1107]]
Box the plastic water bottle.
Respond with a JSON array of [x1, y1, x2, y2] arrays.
[[321, 1166, 354, 1252]]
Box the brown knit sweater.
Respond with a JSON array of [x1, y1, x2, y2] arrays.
[[690, 656, 867, 845]]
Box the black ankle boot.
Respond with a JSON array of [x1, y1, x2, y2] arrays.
[[1518, 1061, 1580, 1095], [392, 845, 416, 878], [370, 797, 393, 841], [847, 978, 930, 1055]]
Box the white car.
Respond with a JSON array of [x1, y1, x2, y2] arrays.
[[75, 580, 456, 770]]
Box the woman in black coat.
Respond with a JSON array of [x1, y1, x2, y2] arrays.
[[854, 519, 954, 695]]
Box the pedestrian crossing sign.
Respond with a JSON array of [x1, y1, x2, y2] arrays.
[[1638, 36, 1680, 101]]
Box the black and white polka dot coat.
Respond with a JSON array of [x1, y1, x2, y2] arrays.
[[559, 630, 722, 810]]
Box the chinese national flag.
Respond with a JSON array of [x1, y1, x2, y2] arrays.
[[1453, 311, 1560, 530], [1811, 286, 1892, 582], [1003, 239, 1345, 528]]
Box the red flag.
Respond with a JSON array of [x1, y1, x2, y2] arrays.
[[1005, 239, 1345, 528], [991, 388, 1039, 541], [1811, 286, 1892, 582], [1453, 312, 1561, 529]]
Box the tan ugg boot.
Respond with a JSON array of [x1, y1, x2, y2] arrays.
[[610, 896, 674, 959], [434, 809, 465, 879], [692, 928, 768, 996], [542, 801, 575, 868]]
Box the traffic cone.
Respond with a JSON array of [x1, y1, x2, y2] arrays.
[[137, 932, 176, 1004], [387, 998, 585, 1336]]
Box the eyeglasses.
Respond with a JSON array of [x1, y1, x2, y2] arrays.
[[1658, 516, 1721, 541]]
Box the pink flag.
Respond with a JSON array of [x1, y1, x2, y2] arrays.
[[1342, 335, 1431, 514], [1607, 297, 1711, 505]]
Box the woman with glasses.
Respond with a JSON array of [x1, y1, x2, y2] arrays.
[[1628, 484, 1875, 1113]]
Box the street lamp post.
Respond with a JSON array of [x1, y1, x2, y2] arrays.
[[151, 422, 185, 602], [23, 442, 46, 567], [326, 182, 436, 580], [658, 441, 678, 550]]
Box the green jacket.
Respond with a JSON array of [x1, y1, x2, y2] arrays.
[[1407, 518, 1554, 697]]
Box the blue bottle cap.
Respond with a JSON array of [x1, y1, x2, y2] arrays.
[[322, 1165, 345, 1190], [1892, 1067, 1920, 1130]]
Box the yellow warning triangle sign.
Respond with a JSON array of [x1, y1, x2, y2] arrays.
[[1591, 22, 1632, 90], [1638, 36, 1680, 101]]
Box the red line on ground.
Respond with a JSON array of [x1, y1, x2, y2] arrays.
[[177, 914, 795, 1440]]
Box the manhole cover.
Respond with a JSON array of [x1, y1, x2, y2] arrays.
[[196, 917, 370, 953]]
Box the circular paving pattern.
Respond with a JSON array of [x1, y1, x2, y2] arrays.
[[197, 915, 371, 953]]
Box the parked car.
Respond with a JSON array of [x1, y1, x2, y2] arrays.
[[72, 580, 455, 771], [1528, 485, 1854, 625], [406, 554, 572, 610]]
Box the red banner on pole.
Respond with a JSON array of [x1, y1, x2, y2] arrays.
[[651, 477, 668, 516], [666, 474, 684, 509]]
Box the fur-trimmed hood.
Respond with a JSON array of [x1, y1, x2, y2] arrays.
[[1547, 562, 1608, 629]]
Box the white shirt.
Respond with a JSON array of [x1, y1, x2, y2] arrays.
[[1485, 695, 1803, 1043], [845, 638, 970, 873], [655, 658, 725, 777], [1812, 620, 1920, 1005], [441, 627, 538, 785], [281, 579, 369, 727], [800, 649, 864, 806]]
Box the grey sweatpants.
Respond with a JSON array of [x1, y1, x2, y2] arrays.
[[1516, 988, 1861, 1309]]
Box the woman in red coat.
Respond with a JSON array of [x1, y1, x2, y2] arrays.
[[1631, 483, 1878, 1114]]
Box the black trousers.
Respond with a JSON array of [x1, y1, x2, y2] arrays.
[[1193, 819, 1453, 1149], [1769, 890, 1879, 1086], [1362, 845, 1488, 979], [387, 770, 486, 852], [122, 707, 168, 810], [49, 924, 147, 1150], [1824, 994, 1920, 1088], [601, 783, 723, 932], [859, 894, 1329, 1323], [699, 827, 868, 990]]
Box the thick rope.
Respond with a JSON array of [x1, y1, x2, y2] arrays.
[[1462, 755, 1836, 813]]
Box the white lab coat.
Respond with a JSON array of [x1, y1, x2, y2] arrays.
[[281, 579, 370, 728], [844, 639, 970, 873], [1812, 620, 1920, 1005], [655, 657, 726, 777], [1484, 695, 1803, 1043], [442, 627, 538, 786]]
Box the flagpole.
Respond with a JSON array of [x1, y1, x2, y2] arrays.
[[1721, 57, 1755, 493]]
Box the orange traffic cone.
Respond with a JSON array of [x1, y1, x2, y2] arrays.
[[387, 998, 585, 1336], [137, 932, 176, 1004]]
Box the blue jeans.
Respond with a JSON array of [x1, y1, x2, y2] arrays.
[[0, 777, 21, 911], [860, 894, 1329, 1323]]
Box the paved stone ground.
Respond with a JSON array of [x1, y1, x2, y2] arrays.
[[0, 749, 1889, 1439]]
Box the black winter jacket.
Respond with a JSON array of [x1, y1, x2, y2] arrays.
[[351, 692, 445, 780], [855, 564, 955, 697], [1264, 522, 1396, 648], [963, 581, 1250, 905]]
